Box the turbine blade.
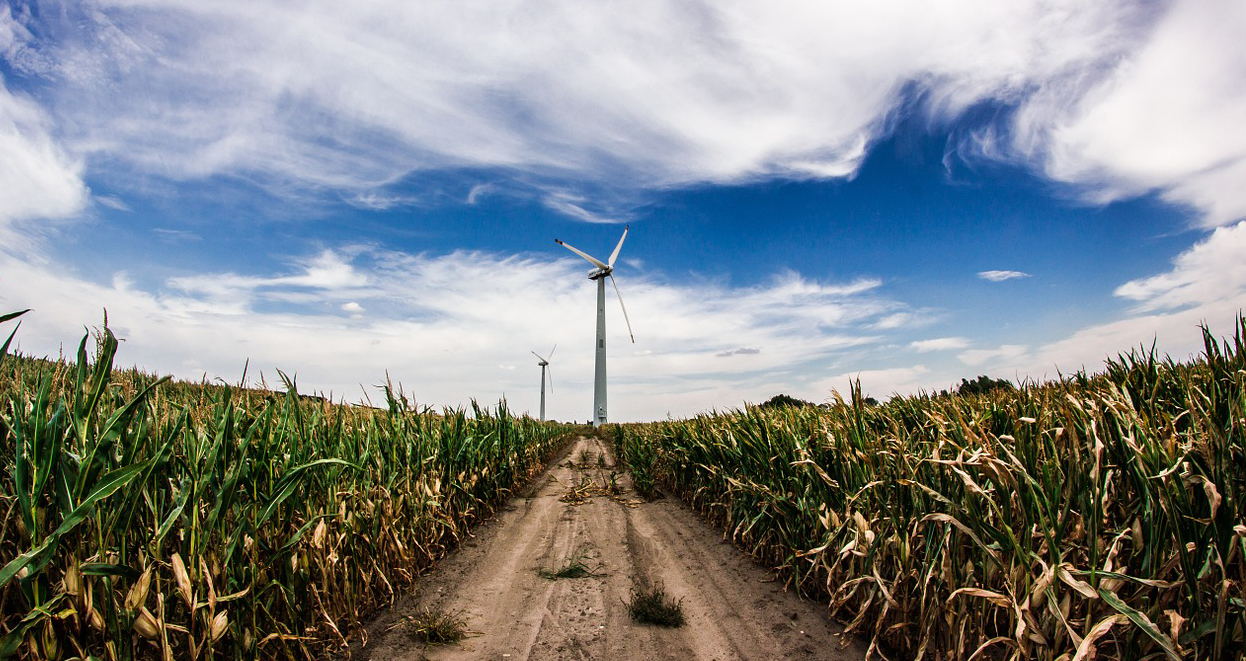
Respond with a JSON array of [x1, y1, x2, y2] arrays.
[[607, 225, 629, 267], [555, 239, 608, 270], [548, 344, 557, 360], [609, 274, 635, 343], [531, 350, 546, 363], [547, 366, 554, 393]]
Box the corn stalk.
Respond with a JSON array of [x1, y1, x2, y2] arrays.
[[0, 313, 575, 659], [615, 318, 1246, 660]]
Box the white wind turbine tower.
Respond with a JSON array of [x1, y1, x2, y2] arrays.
[[532, 345, 555, 421], [555, 226, 634, 427]]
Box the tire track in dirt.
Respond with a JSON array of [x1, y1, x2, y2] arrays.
[[358, 436, 865, 661]]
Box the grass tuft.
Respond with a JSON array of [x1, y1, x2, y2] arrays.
[[626, 583, 685, 627], [539, 547, 601, 579], [603, 471, 623, 496], [406, 606, 469, 644]]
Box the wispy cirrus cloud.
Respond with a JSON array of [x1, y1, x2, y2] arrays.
[[94, 195, 129, 211], [977, 270, 1031, 282], [1114, 221, 1246, 312], [346, 192, 420, 211], [0, 0, 1241, 236], [3, 0, 1245, 422], [0, 72, 88, 244], [967, 0, 1246, 228], [715, 347, 761, 358], [810, 364, 932, 403], [958, 344, 1029, 368], [0, 245, 914, 421], [909, 337, 969, 352], [542, 192, 621, 224], [935, 223, 1246, 379], [466, 183, 494, 205], [4, 0, 1205, 215]]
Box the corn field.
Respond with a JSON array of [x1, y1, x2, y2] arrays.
[[614, 319, 1245, 660], [0, 310, 574, 659]]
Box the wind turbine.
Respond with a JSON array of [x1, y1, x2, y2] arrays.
[[532, 345, 555, 421], [555, 226, 634, 427]]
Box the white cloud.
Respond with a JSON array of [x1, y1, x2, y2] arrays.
[[872, 312, 914, 329], [347, 192, 418, 210], [996, 0, 1246, 227], [940, 225, 1246, 378], [715, 347, 761, 358], [0, 0, 1166, 200], [0, 74, 88, 244], [808, 365, 932, 403], [466, 183, 494, 205], [977, 270, 1031, 282], [1024, 306, 1244, 377], [3, 0, 1244, 422], [0, 0, 1238, 236], [958, 344, 1029, 368], [543, 193, 619, 224], [95, 195, 130, 211], [0, 245, 910, 422], [155, 250, 374, 316], [909, 337, 969, 352], [4, 226, 1241, 421], [1114, 221, 1246, 312]]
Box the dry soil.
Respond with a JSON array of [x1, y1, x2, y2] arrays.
[[356, 435, 866, 661]]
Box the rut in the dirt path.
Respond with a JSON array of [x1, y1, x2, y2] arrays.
[[357, 435, 867, 661]]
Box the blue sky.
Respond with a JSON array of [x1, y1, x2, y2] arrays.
[[2, 0, 1245, 422]]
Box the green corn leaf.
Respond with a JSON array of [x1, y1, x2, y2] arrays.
[[0, 310, 30, 371], [276, 514, 332, 557], [0, 460, 150, 587], [0, 309, 31, 325], [0, 594, 65, 658], [1097, 587, 1183, 661], [80, 563, 142, 581]]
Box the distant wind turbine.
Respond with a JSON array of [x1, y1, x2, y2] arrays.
[[532, 345, 555, 421], [555, 226, 635, 427]]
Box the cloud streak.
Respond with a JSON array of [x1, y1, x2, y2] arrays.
[[979, 0, 1246, 227], [0, 245, 913, 421], [11, 0, 1237, 226], [3, 0, 1245, 421], [977, 270, 1031, 282], [715, 347, 761, 358], [909, 337, 969, 352], [0, 71, 88, 244], [1114, 221, 1246, 312]]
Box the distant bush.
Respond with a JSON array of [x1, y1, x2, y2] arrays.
[[954, 374, 1014, 396], [757, 393, 814, 408]]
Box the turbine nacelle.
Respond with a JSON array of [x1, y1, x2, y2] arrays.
[[532, 345, 555, 368], [554, 226, 634, 344]]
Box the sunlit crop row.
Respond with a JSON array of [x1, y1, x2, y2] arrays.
[[615, 319, 1245, 660], [0, 311, 574, 659]]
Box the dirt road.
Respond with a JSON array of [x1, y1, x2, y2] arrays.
[[358, 436, 866, 661]]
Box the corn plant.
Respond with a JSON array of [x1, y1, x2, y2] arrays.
[[612, 425, 658, 500], [616, 318, 1246, 660], [0, 312, 574, 659]]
